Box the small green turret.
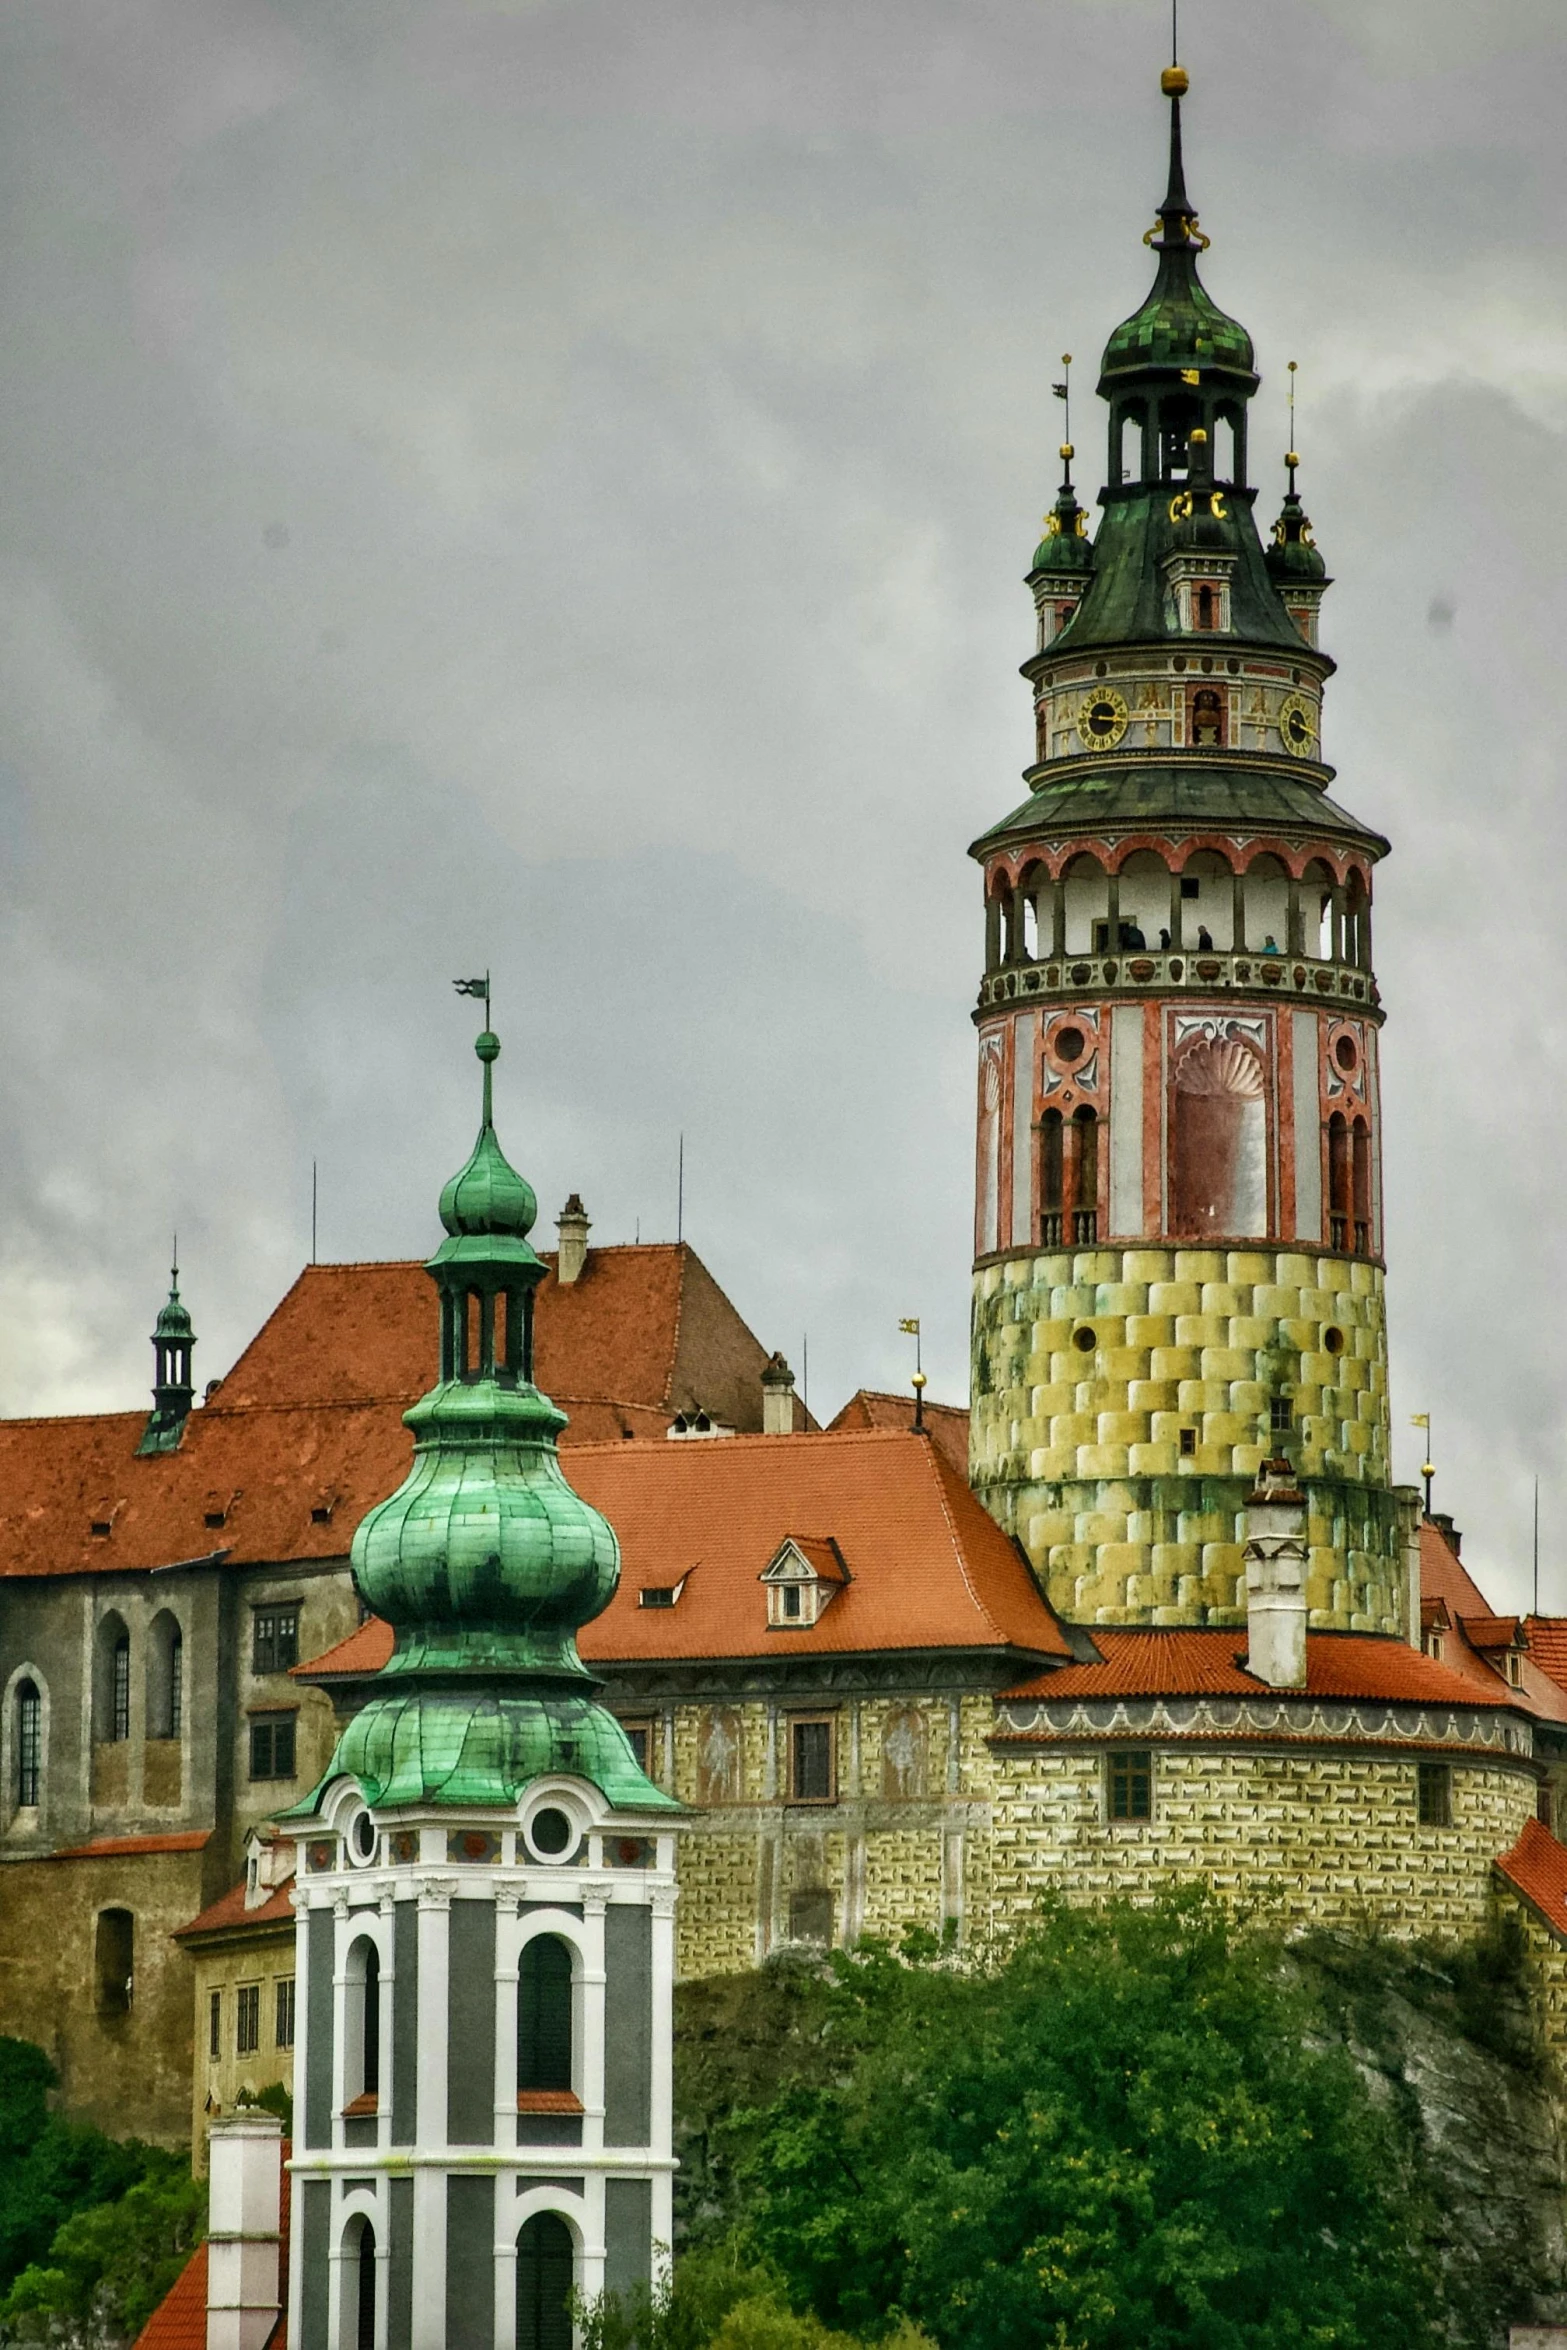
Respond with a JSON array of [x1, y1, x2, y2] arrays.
[[288, 1029, 674, 1817], [136, 1256, 196, 1455]]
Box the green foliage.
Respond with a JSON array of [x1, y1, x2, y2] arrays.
[[0, 2163, 203, 2345], [0, 2039, 201, 2347], [236, 2081, 293, 2131], [574, 2247, 938, 2350], [712, 1890, 1446, 2350]]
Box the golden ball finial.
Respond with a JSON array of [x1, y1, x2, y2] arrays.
[[1286, 451, 1300, 469], [1161, 64, 1189, 96], [1060, 443, 1074, 461]]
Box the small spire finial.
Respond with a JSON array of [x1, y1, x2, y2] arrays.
[[1286, 359, 1300, 489]]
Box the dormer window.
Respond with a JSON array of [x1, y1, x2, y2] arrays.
[[1507, 1650, 1525, 1689], [1423, 1631, 1445, 1662], [760, 1537, 849, 1630], [638, 1573, 689, 1610]]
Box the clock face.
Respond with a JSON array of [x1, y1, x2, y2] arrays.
[[1077, 686, 1129, 751], [1279, 693, 1316, 757]]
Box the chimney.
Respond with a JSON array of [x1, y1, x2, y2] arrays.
[[206, 2112, 282, 2350], [1243, 1457, 1308, 1690], [556, 1194, 591, 1285], [761, 1352, 796, 1436]]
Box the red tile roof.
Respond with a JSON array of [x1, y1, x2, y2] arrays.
[[175, 1875, 297, 1941], [1003, 1628, 1534, 1711], [1496, 1817, 1567, 1941], [1419, 1519, 1495, 1620], [131, 2244, 208, 2350], [132, 2143, 290, 2350], [1462, 1614, 1523, 1650], [295, 1430, 1069, 1673], [50, 1832, 210, 1860], [827, 1389, 969, 1475], [1525, 1616, 1567, 1697]]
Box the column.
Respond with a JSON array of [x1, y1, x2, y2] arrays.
[[1231, 869, 1246, 951], [1050, 878, 1067, 957], [413, 1879, 454, 2350]]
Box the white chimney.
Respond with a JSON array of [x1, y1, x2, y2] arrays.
[[761, 1352, 796, 1436], [206, 2113, 282, 2350], [556, 1194, 591, 1285], [1244, 1457, 1308, 1690]]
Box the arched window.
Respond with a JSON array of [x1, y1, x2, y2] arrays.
[[1328, 1112, 1352, 1252], [1172, 1034, 1267, 1239], [1039, 1109, 1064, 1246], [1068, 1107, 1099, 1245], [352, 2219, 376, 2350], [1195, 585, 1216, 632], [16, 1682, 40, 1808], [346, 1939, 381, 2107], [516, 2213, 574, 2350], [147, 1612, 183, 1741], [95, 1908, 134, 2013], [1113, 405, 1144, 485], [1159, 394, 1199, 480], [518, 1936, 573, 2095], [95, 1615, 131, 1743], [1190, 687, 1225, 748], [1351, 1118, 1372, 1257]]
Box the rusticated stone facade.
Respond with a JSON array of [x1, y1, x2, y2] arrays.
[[971, 1244, 1400, 1628]]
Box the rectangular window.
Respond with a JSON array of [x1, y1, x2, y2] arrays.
[[1178, 1426, 1197, 1458], [209, 1991, 222, 2060], [251, 1606, 300, 1676], [111, 1641, 130, 1742], [620, 1721, 654, 1777], [1269, 1398, 1293, 1434], [16, 1688, 40, 1807], [1417, 1762, 1451, 1827], [789, 1717, 835, 1803], [248, 1714, 297, 1783], [1108, 1749, 1153, 1822], [236, 1983, 260, 2056], [275, 1977, 296, 2050]]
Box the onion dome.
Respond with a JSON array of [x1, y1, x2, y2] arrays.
[[1098, 72, 1256, 396], [286, 1027, 674, 1816], [1031, 450, 1096, 577], [154, 1279, 193, 1341], [1265, 461, 1328, 586]]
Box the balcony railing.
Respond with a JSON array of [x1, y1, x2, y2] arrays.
[[979, 947, 1377, 1015]]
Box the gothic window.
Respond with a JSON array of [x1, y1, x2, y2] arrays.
[[518, 1936, 573, 2095], [15, 1681, 39, 1808], [1351, 1118, 1372, 1257], [1171, 1031, 1267, 1240], [147, 1612, 182, 1740], [516, 2214, 574, 2350], [353, 2221, 377, 2350], [1190, 686, 1225, 746]]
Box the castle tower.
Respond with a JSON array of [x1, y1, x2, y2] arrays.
[[283, 1027, 680, 2350], [969, 67, 1403, 1633]]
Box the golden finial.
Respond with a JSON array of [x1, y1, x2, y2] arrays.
[[1161, 64, 1189, 96], [1060, 443, 1074, 462]]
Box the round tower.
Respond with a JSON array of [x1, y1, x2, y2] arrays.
[[969, 69, 1401, 1634]]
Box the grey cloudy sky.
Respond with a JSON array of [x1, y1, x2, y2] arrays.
[[1, 0, 1564, 1612]]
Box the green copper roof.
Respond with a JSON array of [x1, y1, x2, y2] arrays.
[[1030, 475, 1097, 578], [1053, 486, 1308, 655], [286, 1028, 676, 1821], [1099, 89, 1256, 391], [1265, 479, 1329, 586], [437, 1031, 539, 1242], [971, 763, 1388, 859]]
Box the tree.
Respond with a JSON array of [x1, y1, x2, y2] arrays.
[[0, 2041, 160, 2299], [720, 1890, 1446, 2350]]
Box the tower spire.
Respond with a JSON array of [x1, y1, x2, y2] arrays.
[[137, 1248, 197, 1455], [1159, 64, 1193, 232]]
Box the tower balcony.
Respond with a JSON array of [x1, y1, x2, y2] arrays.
[[977, 946, 1379, 1017]]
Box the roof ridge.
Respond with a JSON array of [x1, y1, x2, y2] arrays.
[[922, 1435, 1007, 1643], [563, 1424, 920, 1458]]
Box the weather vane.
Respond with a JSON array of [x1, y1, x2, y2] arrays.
[[453, 971, 492, 1026]]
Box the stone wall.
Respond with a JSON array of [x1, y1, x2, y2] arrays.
[[990, 1740, 1538, 1933], [970, 1244, 1398, 1627]]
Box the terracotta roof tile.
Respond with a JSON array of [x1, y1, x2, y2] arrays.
[[1496, 1817, 1567, 1941], [826, 1389, 969, 1475], [175, 1874, 297, 1940], [1461, 1613, 1523, 1649], [1003, 1628, 1534, 1711], [1419, 1519, 1495, 1620], [1525, 1616, 1567, 1696], [131, 2244, 208, 2350], [295, 1430, 1069, 1673]]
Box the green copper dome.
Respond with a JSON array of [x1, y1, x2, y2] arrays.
[[1265, 480, 1329, 585], [1031, 473, 1096, 577], [154, 1280, 193, 1340], [438, 1032, 538, 1240], [287, 1026, 676, 1820]]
